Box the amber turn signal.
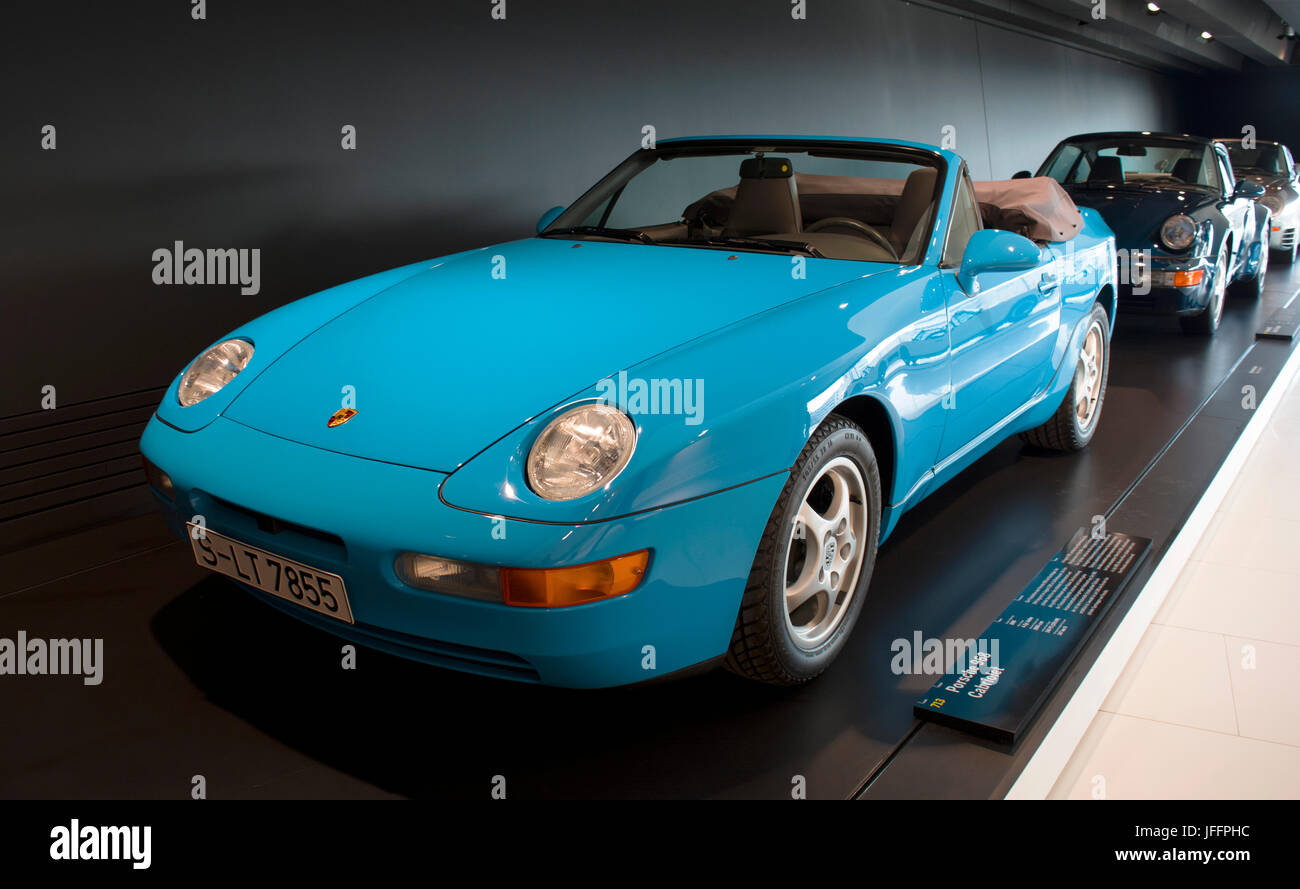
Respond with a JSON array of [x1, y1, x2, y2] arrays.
[[501, 550, 650, 608], [1173, 269, 1205, 287]]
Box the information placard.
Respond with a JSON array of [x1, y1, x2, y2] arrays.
[[1257, 301, 1300, 341], [914, 528, 1151, 745]]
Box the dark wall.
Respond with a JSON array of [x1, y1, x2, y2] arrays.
[[1190, 63, 1300, 154], [3, 0, 1193, 419]]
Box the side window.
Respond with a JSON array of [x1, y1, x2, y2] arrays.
[[1043, 145, 1081, 183], [1285, 145, 1296, 178], [943, 172, 982, 266]]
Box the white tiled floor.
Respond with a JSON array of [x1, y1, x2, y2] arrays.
[[1048, 366, 1300, 799]]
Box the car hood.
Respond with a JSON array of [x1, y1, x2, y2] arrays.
[[1238, 172, 1299, 208], [1064, 184, 1214, 246], [225, 237, 884, 471]]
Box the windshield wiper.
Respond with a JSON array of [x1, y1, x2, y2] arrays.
[[1071, 181, 1186, 193], [664, 236, 825, 258], [539, 225, 654, 244], [543, 227, 826, 257], [1069, 181, 1146, 190]]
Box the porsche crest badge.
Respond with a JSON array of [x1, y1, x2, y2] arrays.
[[327, 408, 357, 428]]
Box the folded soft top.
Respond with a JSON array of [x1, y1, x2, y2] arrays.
[[971, 177, 1083, 243]]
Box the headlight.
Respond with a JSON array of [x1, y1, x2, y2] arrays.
[[1159, 214, 1197, 251], [526, 403, 636, 501], [1259, 194, 1284, 215], [177, 338, 254, 406]]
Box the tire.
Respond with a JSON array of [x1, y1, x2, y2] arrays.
[[1180, 251, 1228, 336], [724, 415, 881, 685], [1228, 240, 1267, 301], [1020, 303, 1110, 452]]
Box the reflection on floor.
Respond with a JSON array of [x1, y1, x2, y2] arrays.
[[1050, 366, 1300, 799]]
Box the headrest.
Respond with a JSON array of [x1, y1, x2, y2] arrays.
[[739, 156, 794, 179], [1088, 156, 1124, 184]]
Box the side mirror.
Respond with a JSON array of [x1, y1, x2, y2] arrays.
[[956, 229, 1041, 294], [536, 206, 565, 233], [1235, 180, 1266, 199], [1011, 170, 1032, 180]]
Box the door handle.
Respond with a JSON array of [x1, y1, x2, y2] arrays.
[[1039, 273, 1059, 294]]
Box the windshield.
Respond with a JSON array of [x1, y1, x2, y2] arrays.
[[540, 144, 944, 263], [1039, 137, 1222, 192], [1222, 141, 1286, 175]]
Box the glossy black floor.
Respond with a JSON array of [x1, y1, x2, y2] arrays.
[[3, 264, 1298, 800]]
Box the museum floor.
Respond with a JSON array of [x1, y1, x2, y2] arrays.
[[1050, 365, 1300, 799]]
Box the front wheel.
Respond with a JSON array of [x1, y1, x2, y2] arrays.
[[1020, 303, 1110, 451], [724, 416, 880, 685], [1228, 241, 1267, 301], [1180, 251, 1228, 336]]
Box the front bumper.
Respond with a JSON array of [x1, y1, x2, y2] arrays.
[[1118, 254, 1213, 316], [1117, 282, 1213, 316], [141, 415, 783, 688], [1270, 224, 1296, 253]]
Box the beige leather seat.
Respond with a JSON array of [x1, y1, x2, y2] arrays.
[[723, 157, 802, 237], [889, 168, 937, 254]]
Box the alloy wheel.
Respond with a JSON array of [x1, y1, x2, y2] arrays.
[[1074, 319, 1106, 432], [782, 456, 868, 650], [1209, 253, 1227, 328]]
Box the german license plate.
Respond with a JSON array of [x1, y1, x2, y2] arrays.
[[187, 524, 354, 623]]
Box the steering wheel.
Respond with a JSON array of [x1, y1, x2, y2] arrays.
[[688, 205, 721, 236], [805, 217, 898, 260]]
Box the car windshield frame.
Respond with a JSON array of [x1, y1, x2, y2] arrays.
[[1037, 135, 1223, 193], [538, 139, 949, 265]]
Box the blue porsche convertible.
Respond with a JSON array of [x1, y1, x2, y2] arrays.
[[141, 136, 1117, 687]]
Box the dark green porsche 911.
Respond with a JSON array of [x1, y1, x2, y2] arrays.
[[1022, 131, 1270, 335]]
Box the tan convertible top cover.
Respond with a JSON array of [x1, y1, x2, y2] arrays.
[[971, 177, 1083, 243]]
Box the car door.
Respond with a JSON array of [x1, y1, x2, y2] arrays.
[[1213, 143, 1253, 275], [936, 169, 1062, 464]]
